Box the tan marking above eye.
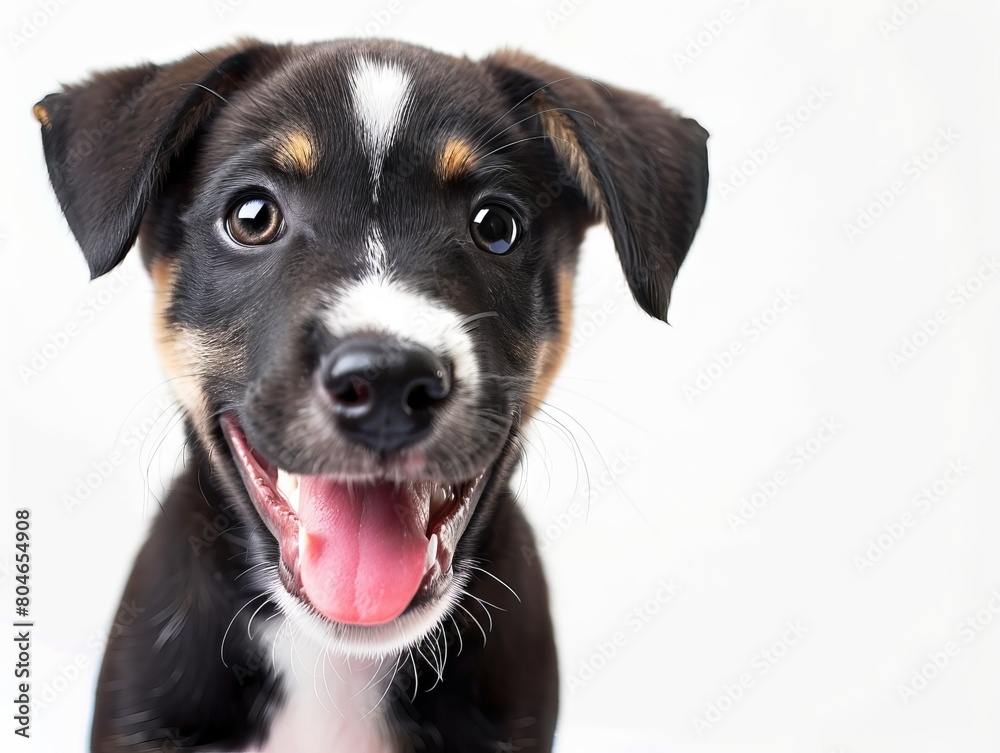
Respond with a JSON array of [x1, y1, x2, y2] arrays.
[[272, 130, 316, 175], [437, 137, 477, 181]]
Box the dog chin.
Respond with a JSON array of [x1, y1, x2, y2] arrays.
[[258, 565, 473, 659], [219, 411, 495, 657]]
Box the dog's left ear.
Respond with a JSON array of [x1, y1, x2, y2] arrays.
[[33, 40, 290, 279], [482, 51, 709, 322]]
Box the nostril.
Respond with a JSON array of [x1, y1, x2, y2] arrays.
[[404, 383, 431, 414], [330, 376, 371, 407], [403, 372, 449, 414]]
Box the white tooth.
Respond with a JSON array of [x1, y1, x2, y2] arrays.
[[430, 485, 448, 515], [276, 469, 300, 513], [425, 533, 438, 571]]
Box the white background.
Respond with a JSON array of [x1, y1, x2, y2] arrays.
[[2, 0, 999, 751]]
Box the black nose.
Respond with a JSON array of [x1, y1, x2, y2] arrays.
[[319, 337, 451, 455]]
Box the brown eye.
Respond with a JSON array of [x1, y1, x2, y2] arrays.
[[469, 203, 521, 255], [226, 196, 283, 246]]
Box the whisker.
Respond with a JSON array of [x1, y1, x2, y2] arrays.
[[415, 642, 442, 687], [456, 602, 488, 648], [362, 653, 403, 719], [477, 106, 600, 151], [459, 311, 499, 329], [538, 400, 656, 529], [449, 613, 464, 657], [467, 564, 521, 603], [525, 405, 591, 520], [220, 591, 269, 667], [314, 646, 339, 716], [247, 591, 275, 640], [407, 648, 420, 702], [234, 560, 269, 580], [191, 48, 271, 120], [480, 135, 572, 161], [354, 654, 387, 698], [472, 75, 611, 151], [178, 82, 230, 105]]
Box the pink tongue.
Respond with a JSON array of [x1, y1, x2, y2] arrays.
[[298, 478, 430, 625]]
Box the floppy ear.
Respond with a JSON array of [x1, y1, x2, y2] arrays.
[[482, 51, 709, 322], [34, 40, 290, 279]]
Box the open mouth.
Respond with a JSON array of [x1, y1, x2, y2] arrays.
[[219, 412, 489, 626]]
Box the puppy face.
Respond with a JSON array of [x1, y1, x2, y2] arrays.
[[36, 39, 708, 655]]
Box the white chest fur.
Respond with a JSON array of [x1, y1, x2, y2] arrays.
[[256, 623, 400, 753]]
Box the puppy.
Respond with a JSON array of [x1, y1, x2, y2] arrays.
[[35, 38, 708, 752]]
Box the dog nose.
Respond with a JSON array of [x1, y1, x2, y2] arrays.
[[320, 337, 451, 455]]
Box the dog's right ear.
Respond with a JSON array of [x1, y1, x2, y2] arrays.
[[482, 51, 709, 323], [33, 40, 290, 279]]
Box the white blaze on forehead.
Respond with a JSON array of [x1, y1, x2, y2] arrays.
[[323, 275, 479, 391], [363, 228, 386, 278], [349, 56, 412, 198]]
